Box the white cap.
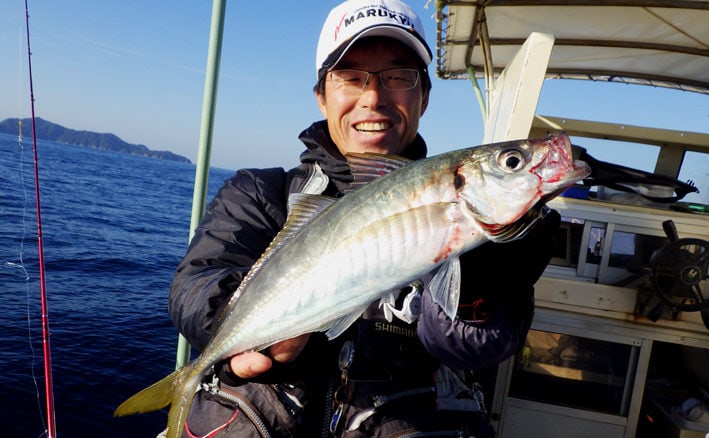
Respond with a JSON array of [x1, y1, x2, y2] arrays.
[[316, 0, 432, 78]]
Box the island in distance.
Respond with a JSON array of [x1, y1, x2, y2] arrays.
[[0, 117, 191, 163]]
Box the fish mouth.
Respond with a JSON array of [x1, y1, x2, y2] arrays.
[[540, 160, 591, 201], [534, 133, 591, 200]]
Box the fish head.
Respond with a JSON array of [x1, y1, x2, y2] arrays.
[[457, 132, 590, 238]]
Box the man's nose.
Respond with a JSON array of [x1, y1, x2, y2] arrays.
[[359, 73, 387, 106]]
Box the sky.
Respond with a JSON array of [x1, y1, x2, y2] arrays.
[[1, 1, 707, 188]]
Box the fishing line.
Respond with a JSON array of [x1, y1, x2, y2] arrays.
[[9, 121, 50, 438], [21, 0, 58, 436], [7, 10, 50, 437]]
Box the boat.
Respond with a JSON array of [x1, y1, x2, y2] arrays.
[[433, 1, 708, 437]]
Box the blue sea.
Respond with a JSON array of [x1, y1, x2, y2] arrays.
[[2, 130, 708, 438], [0, 132, 234, 438]]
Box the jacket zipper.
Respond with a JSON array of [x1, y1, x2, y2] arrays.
[[201, 381, 273, 438]]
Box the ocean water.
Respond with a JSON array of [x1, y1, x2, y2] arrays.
[[0, 132, 234, 437], [1, 130, 707, 438]]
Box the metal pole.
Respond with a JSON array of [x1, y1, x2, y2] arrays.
[[175, 0, 227, 370], [468, 65, 487, 125]]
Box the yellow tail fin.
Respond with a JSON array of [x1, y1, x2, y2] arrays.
[[114, 368, 183, 416], [115, 363, 204, 438]]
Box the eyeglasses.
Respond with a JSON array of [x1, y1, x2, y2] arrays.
[[327, 68, 420, 93]]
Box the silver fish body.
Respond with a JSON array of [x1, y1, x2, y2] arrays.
[[115, 132, 590, 438]]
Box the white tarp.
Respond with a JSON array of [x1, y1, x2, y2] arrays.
[[436, 1, 709, 94]]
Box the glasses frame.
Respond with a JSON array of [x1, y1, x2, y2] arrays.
[[327, 67, 421, 93]]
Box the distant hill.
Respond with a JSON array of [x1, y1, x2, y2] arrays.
[[0, 118, 191, 163]]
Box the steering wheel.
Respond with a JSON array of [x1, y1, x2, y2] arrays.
[[650, 221, 709, 313]]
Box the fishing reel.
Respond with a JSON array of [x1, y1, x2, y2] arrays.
[[648, 220, 709, 329]]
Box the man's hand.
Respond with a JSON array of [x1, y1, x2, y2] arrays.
[[228, 334, 310, 378]]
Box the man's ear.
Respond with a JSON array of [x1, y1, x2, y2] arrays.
[[316, 90, 328, 118], [420, 89, 430, 116]]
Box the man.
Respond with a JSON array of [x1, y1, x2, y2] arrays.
[[169, 0, 559, 436]]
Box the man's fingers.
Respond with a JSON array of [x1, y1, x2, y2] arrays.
[[229, 351, 273, 378], [228, 334, 311, 378], [268, 334, 310, 363]]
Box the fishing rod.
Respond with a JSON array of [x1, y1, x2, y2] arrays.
[[23, 0, 57, 436]]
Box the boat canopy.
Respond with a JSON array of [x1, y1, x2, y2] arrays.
[[435, 1, 709, 94]]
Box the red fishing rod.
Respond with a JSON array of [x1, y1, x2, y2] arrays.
[[23, 0, 57, 436]]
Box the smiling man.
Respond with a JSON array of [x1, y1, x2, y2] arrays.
[[168, 0, 559, 437], [316, 38, 429, 156]]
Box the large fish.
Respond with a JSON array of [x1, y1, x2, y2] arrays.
[[115, 132, 590, 437]]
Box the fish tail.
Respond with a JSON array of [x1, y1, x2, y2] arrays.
[[114, 363, 204, 438], [114, 368, 183, 416]]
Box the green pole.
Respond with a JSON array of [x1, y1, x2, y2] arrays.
[[468, 65, 487, 125], [175, 0, 227, 370]]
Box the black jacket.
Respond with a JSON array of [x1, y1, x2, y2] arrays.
[[168, 120, 557, 371]]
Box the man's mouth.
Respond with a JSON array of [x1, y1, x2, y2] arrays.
[[354, 121, 391, 133]]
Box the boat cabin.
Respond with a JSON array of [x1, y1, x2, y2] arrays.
[[434, 2, 709, 437]]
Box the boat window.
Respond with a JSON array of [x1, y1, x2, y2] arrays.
[[587, 226, 606, 265], [608, 231, 666, 271], [509, 329, 637, 416], [550, 217, 585, 267], [580, 224, 607, 280], [548, 217, 608, 281]]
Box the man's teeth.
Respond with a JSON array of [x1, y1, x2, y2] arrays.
[[355, 122, 389, 132]]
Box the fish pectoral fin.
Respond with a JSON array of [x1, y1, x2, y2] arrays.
[[324, 305, 369, 340], [428, 258, 461, 320]]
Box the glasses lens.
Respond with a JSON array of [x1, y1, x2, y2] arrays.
[[380, 68, 419, 90], [329, 70, 368, 91]]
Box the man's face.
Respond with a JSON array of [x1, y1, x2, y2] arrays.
[[317, 39, 429, 156]]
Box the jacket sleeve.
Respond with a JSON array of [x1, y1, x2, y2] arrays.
[[168, 168, 288, 351], [417, 209, 561, 370]]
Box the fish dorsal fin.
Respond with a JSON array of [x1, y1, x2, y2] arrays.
[[345, 153, 412, 193], [428, 258, 461, 320], [286, 192, 336, 228], [236, 193, 336, 296]]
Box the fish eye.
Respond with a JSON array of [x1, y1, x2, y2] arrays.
[[497, 149, 526, 172]]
